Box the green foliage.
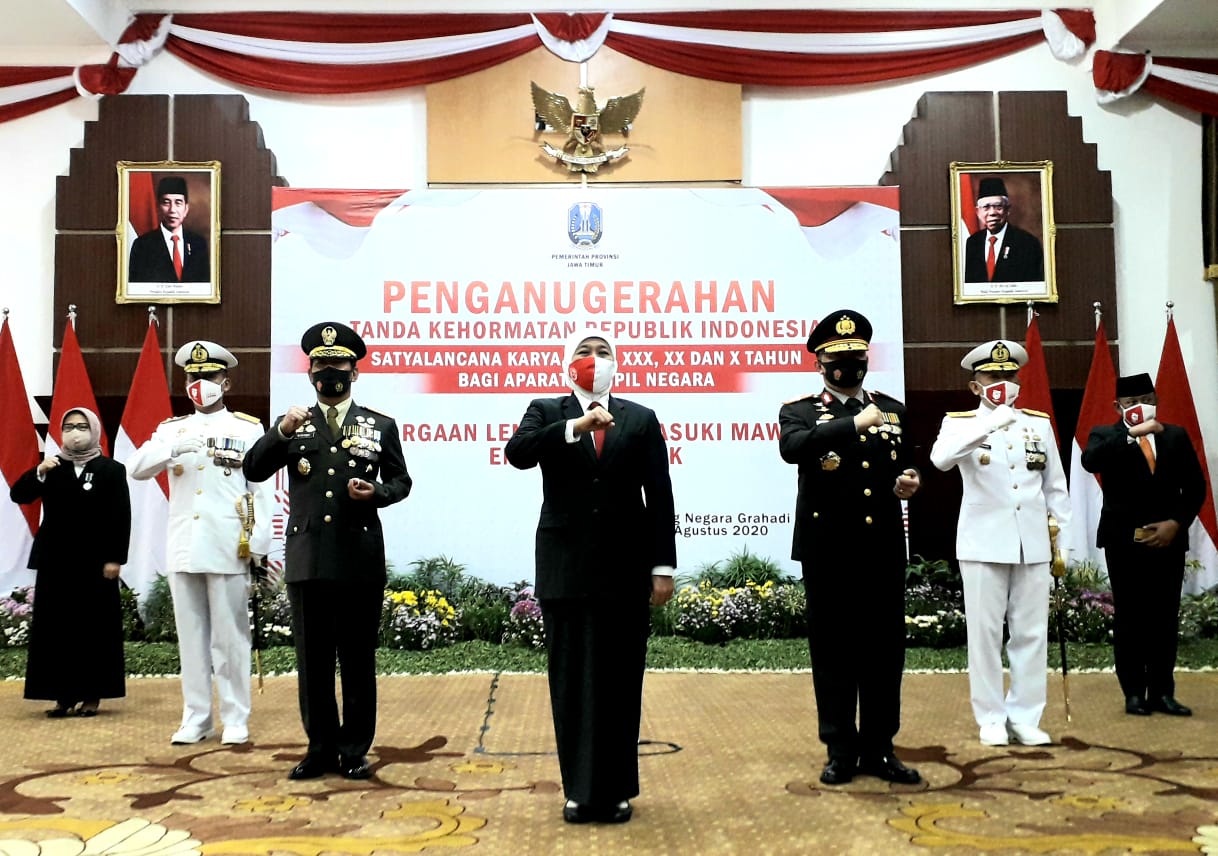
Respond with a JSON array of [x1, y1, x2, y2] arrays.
[[140, 574, 178, 643], [119, 582, 146, 643], [1178, 589, 1218, 641], [685, 547, 792, 589], [390, 555, 468, 600], [1063, 558, 1108, 590], [904, 555, 959, 590]]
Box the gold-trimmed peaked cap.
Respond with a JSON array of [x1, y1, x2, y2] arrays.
[[301, 321, 366, 361], [961, 339, 1028, 373], [806, 308, 872, 354], [174, 340, 236, 374]]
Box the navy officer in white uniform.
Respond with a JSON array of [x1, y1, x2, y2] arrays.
[[128, 340, 271, 746], [930, 339, 1069, 747]]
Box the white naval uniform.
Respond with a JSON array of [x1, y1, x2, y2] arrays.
[[930, 404, 1070, 730], [127, 409, 272, 736]]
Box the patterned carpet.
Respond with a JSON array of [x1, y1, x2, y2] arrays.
[[0, 669, 1216, 855]]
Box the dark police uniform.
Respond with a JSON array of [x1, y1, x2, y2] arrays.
[[243, 322, 411, 775], [778, 309, 915, 783]]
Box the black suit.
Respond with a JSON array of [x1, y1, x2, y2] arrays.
[[243, 402, 411, 760], [964, 223, 1044, 283], [505, 393, 676, 806], [128, 228, 210, 283], [1081, 421, 1206, 700], [779, 389, 911, 763]]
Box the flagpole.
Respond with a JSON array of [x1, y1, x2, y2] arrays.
[[1093, 301, 1102, 332], [1026, 299, 1034, 328]]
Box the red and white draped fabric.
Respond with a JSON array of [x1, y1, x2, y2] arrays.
[[0, 315, 41, 593], [113, 319, 173, 604], [1094, 51, 1218, 116], [1065, 320, 1115, 576], [45, 314, 109, 458], [272, 187, 408, 260], [1, 10, 1095, 122], [1154, 317, 1218, 593]]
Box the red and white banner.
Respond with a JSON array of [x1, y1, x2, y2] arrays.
[[1095, 51, 1218, 117], [113, 320, 173, 602], [271, 186, 903, 582], [0, 315, 40, 593], [1155, 317, 1218, 593], [1065, 320, 1116, 576], [45, 316, 108, 457]]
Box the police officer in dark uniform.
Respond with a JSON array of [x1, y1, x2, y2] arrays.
[[778, 309, 921, 786], [243, 321, 412, 781]]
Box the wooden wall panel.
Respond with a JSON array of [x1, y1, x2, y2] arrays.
[[53, 94, 284, 437], [901, 229, 1002, 344]]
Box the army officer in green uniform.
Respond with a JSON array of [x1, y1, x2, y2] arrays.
[[778, 309, 921, 787], [243, 321, 412, 781]]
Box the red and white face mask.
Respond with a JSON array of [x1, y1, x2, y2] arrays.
[[567, 355, 616, 396], [1122, 402, 1155, 426], [187, 378, 224, 408], [980, 380, 1020, 407]]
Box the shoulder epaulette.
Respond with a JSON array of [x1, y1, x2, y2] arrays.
[[360, 404, 392, 419], [1021, 408, 1051, 419], [161, 414, 189, 423], [782, 393, 816, 405], [233, 411, 260, 424], [945, 411, 976, 418]]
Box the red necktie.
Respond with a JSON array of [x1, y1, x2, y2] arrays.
[[171, 235, 183, 280], [986, 235, 997, 281], [588, 401, 605, 457]]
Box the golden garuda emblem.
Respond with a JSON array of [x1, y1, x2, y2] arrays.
[[531, 82, 645, 174]]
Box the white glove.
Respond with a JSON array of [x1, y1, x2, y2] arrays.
[[986, 404, 1017, 432], [172, 436, 205, 457]]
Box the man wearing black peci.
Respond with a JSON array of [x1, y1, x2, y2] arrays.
[[243, 321, 412, 780], [1081, 372, 1206, 717], [778, 309, 921, 786]]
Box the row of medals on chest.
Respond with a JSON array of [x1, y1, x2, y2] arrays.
[[172, 435, 248, 476], [980, 424, 1048, 470], [819, 407, 902, 472], [296, 416, 382, 476]]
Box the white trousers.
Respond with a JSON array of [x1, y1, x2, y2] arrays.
[[959, 560, 1051, 728], [168, 571, 251, 732]]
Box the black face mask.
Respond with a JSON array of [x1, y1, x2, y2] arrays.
[[824, 356, 868, 387], [312, 367, 352, 398]]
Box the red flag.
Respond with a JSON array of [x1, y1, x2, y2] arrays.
[[1065, 321, 1117, 569], [113, 320, 173, 602], [0, 315, 41, 588], [1020, 313, 1059, 439], [47, 316, 108, 456], [1155, 317, 1218, 545]]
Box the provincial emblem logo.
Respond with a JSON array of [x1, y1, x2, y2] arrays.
[[568, 202, 603, 247]]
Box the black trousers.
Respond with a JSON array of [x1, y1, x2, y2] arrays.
[[1107, 544, 1185, 700], [288, 578, 383, 759], [802, 560, 906, 762], [540, 596, 650, 806]]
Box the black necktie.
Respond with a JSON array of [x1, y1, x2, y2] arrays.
[[845, 398, 863, 414]]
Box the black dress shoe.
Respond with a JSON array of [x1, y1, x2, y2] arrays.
[[289, 754, 338, 780], [339, 755, 374, 780], [1125, 695, 1151, 716], [46, 707, 71, 719], [597, 801, 633, 824], [562, 802, 596, 824], [819, 758, 855, 785], [1151, 696, 1193, 716], [858, 754, 922, 784]]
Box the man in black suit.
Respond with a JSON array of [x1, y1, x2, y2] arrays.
[[778, 309, 922, 787], [128, 176, 210, 283], [243, 321, 412, 780], [963, 177, 1045, 283], [505, 330, 676, 825], [1081, 372, 1206, 717]]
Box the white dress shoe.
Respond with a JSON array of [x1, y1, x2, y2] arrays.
[[171, 726, 215, 745], [221, 726, 249, 745], [979, 723, 1009, 746], [1007, 723, 1052, 745]]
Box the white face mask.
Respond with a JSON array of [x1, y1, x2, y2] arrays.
[[187, 378, 224, 408], [979, 380, 1020, 407], [567, 355, 616, 396], [1122, 402, 1156, 427]]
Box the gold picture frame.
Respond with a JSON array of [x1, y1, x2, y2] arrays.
[[116, 160, 221, 304], [950, 160, 1056, 305]]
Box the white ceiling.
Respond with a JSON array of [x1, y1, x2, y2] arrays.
[[1, 0, 1215, 64]]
